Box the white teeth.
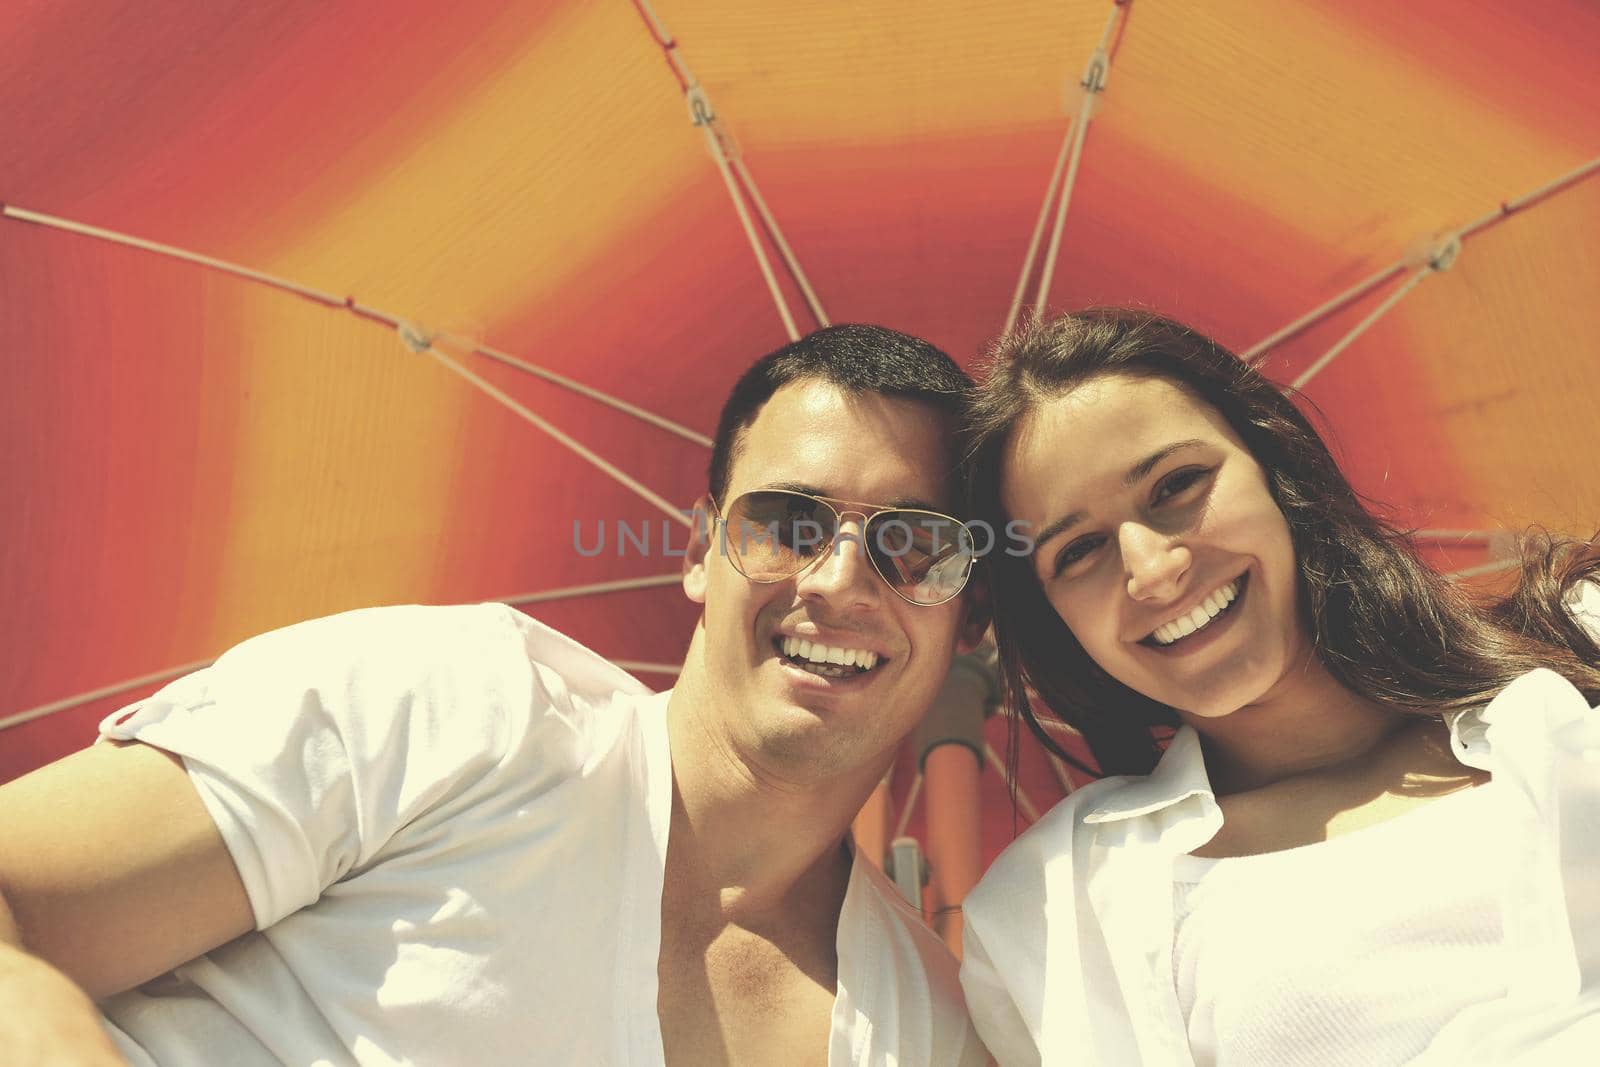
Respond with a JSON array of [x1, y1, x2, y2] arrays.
[[1151, 580, 1241, 646], [779, 637, 880, 671]]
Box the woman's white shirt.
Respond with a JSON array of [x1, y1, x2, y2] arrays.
[[961, 657, 1600, 1066], [1171, 781, 1508, 1065]]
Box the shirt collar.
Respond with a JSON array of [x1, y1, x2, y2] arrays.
[[1443, 665, 1596, 773], [1080, 698, 1509, 826], [1082, 725, 1216, 824], [1443, 702, 1493, 771], [1065, 580, 1597, 824]]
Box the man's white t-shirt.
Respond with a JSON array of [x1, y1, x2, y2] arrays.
[[93, 603, 983, 1066]]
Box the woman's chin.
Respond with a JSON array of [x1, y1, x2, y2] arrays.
[[1161, 678, 1273, 722]]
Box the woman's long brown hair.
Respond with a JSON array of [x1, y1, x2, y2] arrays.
[[965, 309, 1600, 777]]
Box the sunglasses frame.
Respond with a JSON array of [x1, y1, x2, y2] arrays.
[[708, 489, 976, 607]]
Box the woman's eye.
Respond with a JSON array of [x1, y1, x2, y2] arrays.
[[1153, 466, 1211, 505], [1051, 536, 1102, 577]]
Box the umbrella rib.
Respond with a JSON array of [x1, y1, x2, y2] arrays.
[[0, 204, 345, 307], [0, 204, 708, 446], [1457, 154, 1600, 240], [424, 346, 691, 527], [1447, 558, 1521, 580], [983, 742, 1041, 823], [893, 771, 926, 840], [1281, 225, 1463, 390], [630, 0, 826, 340], [1288, 264, 1436, 390], [0, 659, 218, 735], [496, 573, 684, 606], [1414, 529, 1498, 543], [611, 660, 684, 678], [1240, 261, 1407, 364], [1045, 752, 1078, 797], [1243, 154, 1600, 364], [1022, 713, 1102, 779], [1011, 0, 1130, 331], [695, 113, 802, 341], [1003, 121, 1077, 336], [442, 335, 711, 448], [1030, 82, 1099, 324], [627, 0, 676, 54], [730, 154, 831, 328], [1, 577, 688, 732]]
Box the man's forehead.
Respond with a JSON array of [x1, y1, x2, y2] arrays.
[[727, 380, 959, 508]]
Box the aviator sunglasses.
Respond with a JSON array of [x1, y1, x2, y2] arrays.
[[710, 489, 977, 606]]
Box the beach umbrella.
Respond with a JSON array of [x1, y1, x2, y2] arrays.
[[4, 0, 1597, 926]]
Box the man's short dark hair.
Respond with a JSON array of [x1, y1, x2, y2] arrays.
[[708, 324, 972, 503]]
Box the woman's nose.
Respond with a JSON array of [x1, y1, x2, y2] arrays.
[[1120, 521, 1192, 603]]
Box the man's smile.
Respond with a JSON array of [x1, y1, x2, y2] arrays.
[[773, 635, 889, 679]]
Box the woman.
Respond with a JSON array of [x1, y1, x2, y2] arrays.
[[957, 309, 1600, 1066]]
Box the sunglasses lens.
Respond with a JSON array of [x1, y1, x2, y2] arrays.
[[866, 511, 975, 605], [720, 492, 974, 604], [722, 491, 836, 580]]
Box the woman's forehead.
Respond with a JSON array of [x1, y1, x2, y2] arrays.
[[1002, 375, 1233, 511]]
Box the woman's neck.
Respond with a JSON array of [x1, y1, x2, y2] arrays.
[[1182, 651, 1414, 795]]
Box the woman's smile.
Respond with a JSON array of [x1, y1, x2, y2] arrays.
[[1138, 572, 1248, 651]]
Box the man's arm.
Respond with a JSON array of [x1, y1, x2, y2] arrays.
[[0, 741, 254, 1000], [0, 935, 128, 1066]]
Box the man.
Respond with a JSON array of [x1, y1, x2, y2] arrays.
[[0, 324, 990, 1065]]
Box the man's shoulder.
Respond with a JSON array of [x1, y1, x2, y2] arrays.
[[846, 851, 968, 1003], [844, 855, 987, 1063], [110, 603, 660, 769], [850, 851, 960, 968], [213, 602, 651, 702], [208, 602, 522, 672]]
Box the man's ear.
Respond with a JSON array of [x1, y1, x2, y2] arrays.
[[682, 495, 715, 604], [956, 569, 992, 654]]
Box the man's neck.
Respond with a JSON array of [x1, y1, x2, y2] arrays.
[[660, 675, 885, 920], [1184, 651, 1412, 796]]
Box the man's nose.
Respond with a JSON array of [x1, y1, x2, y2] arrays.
[[1120, 521, 1192, 603], [795, 515, 881, 608]]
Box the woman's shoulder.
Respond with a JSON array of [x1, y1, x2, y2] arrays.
[[965, 773, 1140, 913]]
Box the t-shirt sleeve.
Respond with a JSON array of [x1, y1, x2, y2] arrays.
[[97, 603, 601, 931]]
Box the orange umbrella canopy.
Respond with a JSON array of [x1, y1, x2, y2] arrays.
[[3, 1, 1598, 868]]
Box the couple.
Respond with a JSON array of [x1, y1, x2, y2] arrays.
[[4, 311, 1597, 1065]]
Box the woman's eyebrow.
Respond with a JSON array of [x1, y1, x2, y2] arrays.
[[1121, 439, 1207, 488], [1033, 510, 1086, 553]]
